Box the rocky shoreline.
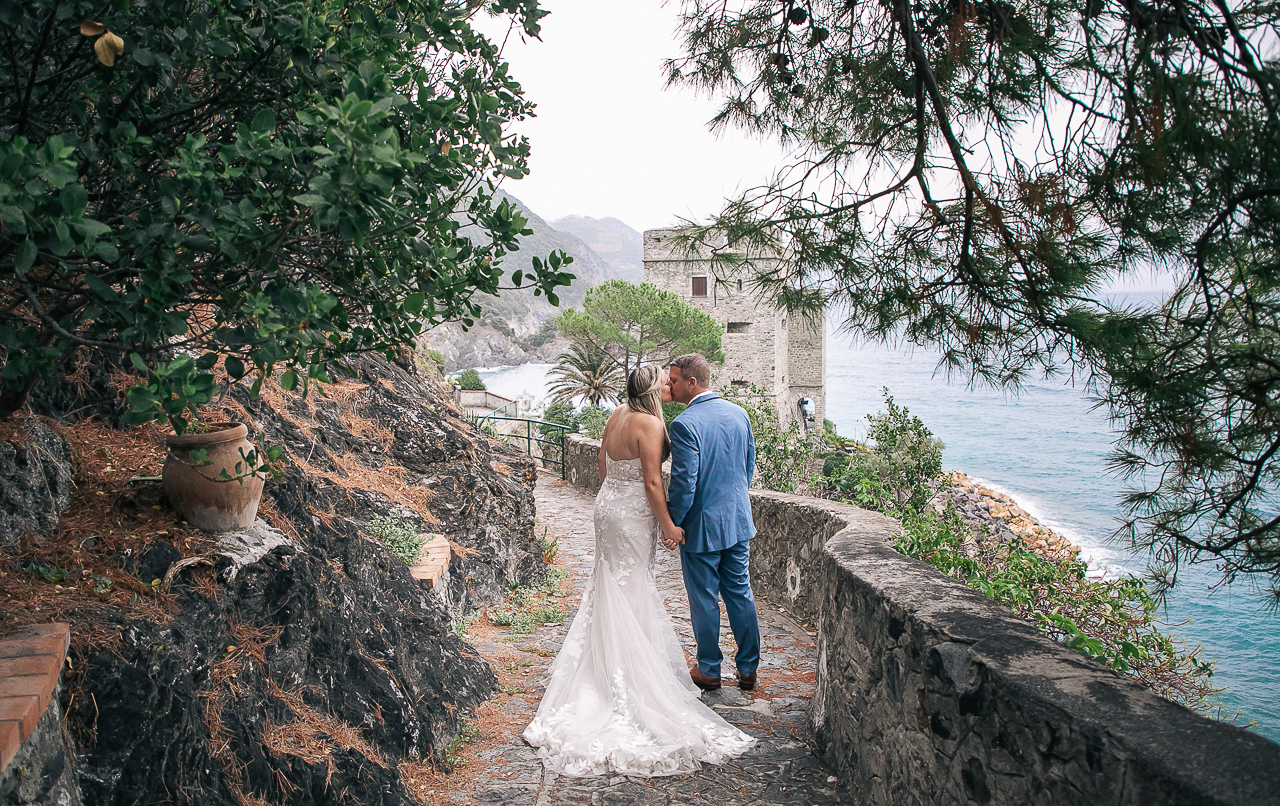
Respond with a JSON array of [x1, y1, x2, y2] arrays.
[[927, 471, 1084, 562]]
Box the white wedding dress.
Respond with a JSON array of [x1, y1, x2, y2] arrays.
[[523, 455, 756, 777]]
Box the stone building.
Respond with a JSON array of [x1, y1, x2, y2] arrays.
[[643, 228, 825, 430]]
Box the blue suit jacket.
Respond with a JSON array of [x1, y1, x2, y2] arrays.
[[667, 393, 757, 553]]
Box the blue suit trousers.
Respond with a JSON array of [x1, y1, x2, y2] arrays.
[[680, 539, 761, 679]]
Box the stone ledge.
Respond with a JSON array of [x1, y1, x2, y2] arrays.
[[410, 533, 450, 589], [0, 623, 69, 775]]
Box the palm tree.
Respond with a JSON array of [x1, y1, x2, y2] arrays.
[[547, 342, 624, 406]]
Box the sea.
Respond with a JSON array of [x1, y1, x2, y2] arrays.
[[475, 308, 1280, 741]]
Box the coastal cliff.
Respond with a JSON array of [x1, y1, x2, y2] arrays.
[[0, 352, 541, 804]]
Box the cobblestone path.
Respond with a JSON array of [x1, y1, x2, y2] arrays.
[[441, 474, 855, 806]]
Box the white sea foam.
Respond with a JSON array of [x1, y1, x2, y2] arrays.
[[965, 475, 1137, 578]]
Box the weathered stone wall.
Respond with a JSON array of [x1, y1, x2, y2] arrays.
[[564, 434, 602, 494], [750, 491, 1280, 806], [559, 447, 1280, 805]]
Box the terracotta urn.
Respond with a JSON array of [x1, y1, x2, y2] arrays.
[[162, 422, 265, 532]]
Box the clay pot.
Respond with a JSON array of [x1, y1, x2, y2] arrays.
[[163, 422, 265, 532]]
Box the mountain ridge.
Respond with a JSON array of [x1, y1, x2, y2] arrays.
[[423, 194, 643, 371]]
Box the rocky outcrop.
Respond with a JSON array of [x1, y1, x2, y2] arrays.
[[430, 196, 643, 373], [424, 322, 568, 373], [0, 419, 74, 547], [927, 471, 1083, 560], [4, 352, 545, 805]]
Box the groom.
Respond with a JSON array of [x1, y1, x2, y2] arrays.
[[663, 354, 761, 692]]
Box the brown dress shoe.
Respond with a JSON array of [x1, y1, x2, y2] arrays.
[[736, 673, 757, 691], [689, 667, 721, 691]]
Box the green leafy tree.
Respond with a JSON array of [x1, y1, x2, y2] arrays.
[[828, 389, 945, 512], [547, 341, 624, 406], [576, 405, 610, 440], [457, 368, 486, 391], [669, 0, 1280, 598], [555, 280, 724, 375], [0, 0, 572, 435]]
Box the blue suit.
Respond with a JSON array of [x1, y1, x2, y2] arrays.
[[667, 393, 761, 679]]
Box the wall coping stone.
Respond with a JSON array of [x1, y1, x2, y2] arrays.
[[0, 623, 69, 775]]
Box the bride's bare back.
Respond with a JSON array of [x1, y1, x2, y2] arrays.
[[598, 405, 682, 549], [600, 404, 657, 461]]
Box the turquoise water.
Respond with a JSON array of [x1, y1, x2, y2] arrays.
[[479, 333, 1280, 741], [824, 323, 1279, 742]]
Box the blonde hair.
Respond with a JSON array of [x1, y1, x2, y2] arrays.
[[626, 364, 669, 457]]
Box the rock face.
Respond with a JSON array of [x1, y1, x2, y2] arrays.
[[0, 419, 74, 547], [14, 353, 546, 805], [551, 215, 644, 283], [927, 471, 1083, 561], [424, 322, 568, 373], [428, 196, 644, 374]]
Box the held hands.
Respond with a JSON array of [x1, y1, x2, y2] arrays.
[[661, 523, 685, 550]]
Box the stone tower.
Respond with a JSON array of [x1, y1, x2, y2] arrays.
[[643, 228, 825, 430]]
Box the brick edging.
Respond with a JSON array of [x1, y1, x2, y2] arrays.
[[0, 623, 70, 774]]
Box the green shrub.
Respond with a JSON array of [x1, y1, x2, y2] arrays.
[[538, 401, 611, 440], [895, 505, 1224, 715], [818, 450, 850, 478], [722, 382, 815, 494], [662, 401, 687, 425], [457, 368, 486, 391], [364, 513, 427, 566], [577, 405, 610, 440], [827, 389, 942, 511], [538, 401, 579, 446]]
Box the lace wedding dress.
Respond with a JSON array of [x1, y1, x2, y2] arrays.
[[523, 456, 756, 777]]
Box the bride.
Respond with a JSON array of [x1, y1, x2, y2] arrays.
[[522, 364, 756, 777]]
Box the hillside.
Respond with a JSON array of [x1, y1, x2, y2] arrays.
[[551, 215, 644, 283], [426, 194, 641, 371], [1, 353, 544, 804]]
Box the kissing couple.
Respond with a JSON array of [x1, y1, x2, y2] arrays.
[[523, 354, 760, 777]]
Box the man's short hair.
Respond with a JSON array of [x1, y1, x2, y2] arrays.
[[668, 354, 711, 387]]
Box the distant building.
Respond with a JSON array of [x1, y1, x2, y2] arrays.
[[643, 228, 825, 430]]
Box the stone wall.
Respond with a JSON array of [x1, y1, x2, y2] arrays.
[[564, 434, 602, 494], [560, 444, 1280, 805], [750, 492, 1280, 806]]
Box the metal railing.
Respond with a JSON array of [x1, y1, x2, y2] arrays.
[[475, 416, 576, 479], [491, 397, 520, 418]]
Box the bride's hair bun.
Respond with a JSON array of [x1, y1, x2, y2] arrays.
[[627, 364, 663, 402]]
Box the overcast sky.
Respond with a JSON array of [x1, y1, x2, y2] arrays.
[[476, 3, 1176, 293], [476, 1, 788, 233]]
